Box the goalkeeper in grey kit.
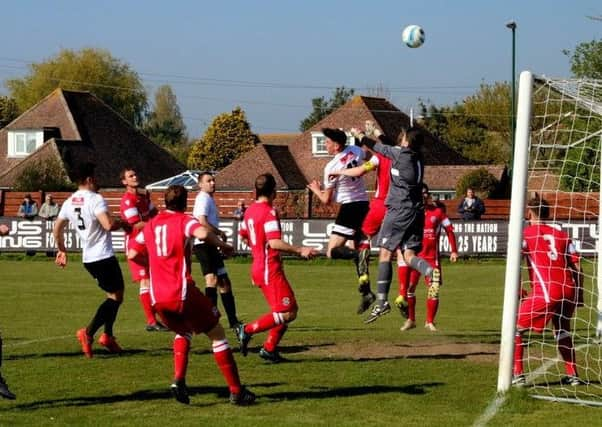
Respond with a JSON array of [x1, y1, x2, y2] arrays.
[[351, 126, 441, 323]]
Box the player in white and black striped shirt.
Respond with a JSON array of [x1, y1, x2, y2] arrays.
[[307, 128, 375, 315]]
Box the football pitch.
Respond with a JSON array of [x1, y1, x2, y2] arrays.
[[0, 257, 599, 426]]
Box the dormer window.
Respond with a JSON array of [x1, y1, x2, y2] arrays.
[[311, 131, 355, 156], [7, 130, 43, 157]]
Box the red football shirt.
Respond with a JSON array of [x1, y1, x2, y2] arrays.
[[372, 152, 392, 200], [420, 203, 457, 258], [522, 224, 577, 302], [120, 190, 156, 241], [132, 211, 201, 305], [238, 200, 283, 286]]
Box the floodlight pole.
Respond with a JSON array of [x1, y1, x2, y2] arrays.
[[506, 21, 517, 175]]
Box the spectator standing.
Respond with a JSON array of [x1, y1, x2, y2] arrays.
[[457, 188, 485, 220]]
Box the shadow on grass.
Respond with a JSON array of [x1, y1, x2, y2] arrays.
[[293, 326, 368, 332], [5, 348, 148, 360], [261, 382, 444, 401], [404, 352, 497, 360], [5, 381, 443, 411], [5, 386, 226, 410]]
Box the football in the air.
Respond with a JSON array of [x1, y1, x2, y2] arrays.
[[401, 25, 425, 48]]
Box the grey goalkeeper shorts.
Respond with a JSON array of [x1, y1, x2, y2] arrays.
[[377, 205, 424, 253]]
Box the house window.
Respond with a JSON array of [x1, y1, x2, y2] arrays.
[[311, 132, 327, 155], [431, 191, 456, 201], [7, 130, 43, 157], [311, 131, 355, 156]]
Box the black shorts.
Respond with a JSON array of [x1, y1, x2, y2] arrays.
[[332, 201, 370, 239], [378, 206, 424, 253], [84, 256, 125, 293], [193, 243, 227, 277]]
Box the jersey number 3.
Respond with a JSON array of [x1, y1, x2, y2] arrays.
[[542, 234, 558, 261], [74, 208, 86, 230]]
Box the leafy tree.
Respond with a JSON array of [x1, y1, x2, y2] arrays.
[[456, 168, 500, 198], [187, 107, 258, 171], [5, 48, 147, 126], [419, 82, 512, 165], [564, 39, 602, 79], [299, 87, 355, 131], [0, 96, 19, 128], [143, 85, 189, 162], [14, 158, 75, 192]]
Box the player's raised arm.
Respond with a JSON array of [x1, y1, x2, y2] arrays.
[[307, 179, 333, 205]]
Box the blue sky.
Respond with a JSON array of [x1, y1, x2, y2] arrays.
[[1, 1, 600, 137]]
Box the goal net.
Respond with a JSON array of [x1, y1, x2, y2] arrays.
[[498, 71, 602, 405]]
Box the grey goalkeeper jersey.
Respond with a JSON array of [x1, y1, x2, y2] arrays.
[[361, 136, 424, 209]]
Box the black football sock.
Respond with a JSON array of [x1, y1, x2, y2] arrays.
[[103, 299, 122, 337], [220, 291, 239, 327], [376, 262, 392, 308], [205, 287, 218, 307], [88, 299, 114, 337], [357, 247, 371, 277]]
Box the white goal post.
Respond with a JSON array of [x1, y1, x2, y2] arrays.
[[498, 71, 602, 405]]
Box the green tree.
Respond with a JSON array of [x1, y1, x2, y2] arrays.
[[419, 82, 512, 164], [0, 96, 19, 128], [299, 87, 355, 131], [143, 85, 189, 162], [5, 48, 147, 126], [187, 107, 258, 171], [564, 39, 602, 79], [456, 168, 500, 199], [14, 158, 75, 192]]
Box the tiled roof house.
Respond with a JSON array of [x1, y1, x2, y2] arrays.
[[217, 95, 505, 197], [0, 88, 185, 188]]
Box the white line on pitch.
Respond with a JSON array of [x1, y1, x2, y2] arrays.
[[472, 342, 589, 427]]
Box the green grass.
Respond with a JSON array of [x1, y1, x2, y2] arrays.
[[0, 257, 600, 426]]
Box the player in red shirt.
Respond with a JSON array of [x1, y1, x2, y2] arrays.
[[512, 194, 584, 386], [236, 173, 317, 363], [128, 185, 255, 405], [396, 184, 458, 332], [120, 168, 167, 332]]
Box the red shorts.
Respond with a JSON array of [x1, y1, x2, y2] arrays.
[[127, 255, 149, 282], [362, 198, 386, 237], [257, 273, 298, 312], [126, 238, 149, 282], [154, 286, 220, 336], [517, 293, 575, 333]]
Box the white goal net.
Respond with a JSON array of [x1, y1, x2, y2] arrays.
[[498, 71, 602, 405]]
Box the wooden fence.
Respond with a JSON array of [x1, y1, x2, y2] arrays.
[[0, 189, 599, 221]]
